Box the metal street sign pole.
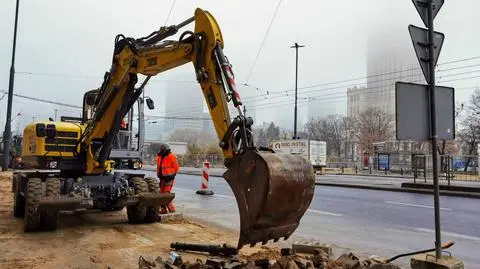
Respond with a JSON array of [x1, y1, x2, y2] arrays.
[[2, 0, 20, 171], [291, 42, 304, 140], [427, 0, 442, 258]]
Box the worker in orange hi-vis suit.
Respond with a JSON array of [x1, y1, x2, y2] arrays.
[[156, 143, 180, 214]]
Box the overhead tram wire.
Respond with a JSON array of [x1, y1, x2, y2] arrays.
[[161, 68, 480, 116], [14, 54, 480, 107], [244, 0, 283, 84], [242, 66, 480, 108], [0, 89, 81, 109], [241, 55, 480, 102], [243, 64, 480, 104], [245, 73, 480, 109], [15, 71, 196, 84], [14, 55, 480, 100], [5, 73, 479, 120], [12, 56, 480, 115], [164, 0, 176, 25]]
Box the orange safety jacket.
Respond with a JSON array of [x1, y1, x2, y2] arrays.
[[156, 153, 180, 180]]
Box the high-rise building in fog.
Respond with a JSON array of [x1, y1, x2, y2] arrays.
[[347, 86, 368, 119], [308, 99, 344, 120], [347, 24, 424, 119], [365, 27, 423, 116], [163, 74, 204, 135]]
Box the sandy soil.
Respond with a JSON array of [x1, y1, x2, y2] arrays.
[[0, 172, 280, 269]]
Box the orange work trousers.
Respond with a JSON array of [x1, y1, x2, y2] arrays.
[[159, 179, 175, 213]]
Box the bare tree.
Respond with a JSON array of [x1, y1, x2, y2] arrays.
[[253, 122, 280, 147], [342, 117, 356, 161], [352, 107, 393, 153], [438, 102, 464, 156], [458, 89, 480, 170], [167, 128, 216, 148], [304, 115, 344, 159]]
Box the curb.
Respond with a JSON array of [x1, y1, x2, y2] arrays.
[[330, 173, 413, 179], [315, 182, 480, 199], [143, 167, 225, 178], [150, 167, 480, 198], [179, 171, 225, 178], [402, 182, 480, 193]]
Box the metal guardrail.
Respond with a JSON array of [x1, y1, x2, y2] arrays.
[[324, 155, 480, 182]]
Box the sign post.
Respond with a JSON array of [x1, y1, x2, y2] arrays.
[[396, 0, 448, 260]]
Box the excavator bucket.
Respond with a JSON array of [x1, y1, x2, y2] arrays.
[[223, 149, 315, 249]]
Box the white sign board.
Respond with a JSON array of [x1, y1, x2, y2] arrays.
[[270, 139, 309, 157], [269, 139, 327, 167], [309, 140, 327, 166]]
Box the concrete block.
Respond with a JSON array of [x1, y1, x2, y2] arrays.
[[281, 248, 295, 256], [205, 258, 225, 269], [411, 253, 464, 269], [336, 253, 360, 269], [158, 212, 184, 223], [292, 243, 332, 257]]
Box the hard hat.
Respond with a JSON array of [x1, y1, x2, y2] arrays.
[[160, 143, 170, 152]]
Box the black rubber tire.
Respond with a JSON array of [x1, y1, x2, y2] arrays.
[[63, 178, 74, 195], [13, 175, 25, 218], [24, 178, 42, 232], [41, 178, 60, 231], [144, 177, 159, 223], [145, 177, 158, 193], [126, 177, 148, 224]]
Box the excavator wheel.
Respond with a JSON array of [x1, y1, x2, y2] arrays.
[[24, 178, 43, 232], [144, 177, 160, 223], [41, 178, 60, 231], [223, 149, 315, 249], [127, 177, 148, 224]]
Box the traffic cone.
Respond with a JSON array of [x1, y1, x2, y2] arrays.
[[196, 161, 214, 195]]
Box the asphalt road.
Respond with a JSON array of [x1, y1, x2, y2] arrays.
[[140, 170, 480, 268]]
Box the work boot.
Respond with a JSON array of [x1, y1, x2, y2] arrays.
[[167, 202, 176, 213], [159, 206, 168, 215]]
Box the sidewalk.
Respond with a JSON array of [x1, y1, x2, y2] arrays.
[[316, 174, 480, 199], [143, 165, 480, 198]]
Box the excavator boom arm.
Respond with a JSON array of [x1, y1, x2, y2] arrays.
[[79, 8, 315, 249], [80, 9, 245, 174]]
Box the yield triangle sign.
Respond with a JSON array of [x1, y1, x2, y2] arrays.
[[412, 0, 444, 28], [408, 24, 445, 84]]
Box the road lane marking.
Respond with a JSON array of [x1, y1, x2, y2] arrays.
[[178, 190, 343, 217], [214, 194, 236, 200], [307, 209, 343, 217], [413, 228, 480, 241], [385, 201, 452, 211]]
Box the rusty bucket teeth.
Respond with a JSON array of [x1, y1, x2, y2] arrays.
[[223, 149, 315, 249]]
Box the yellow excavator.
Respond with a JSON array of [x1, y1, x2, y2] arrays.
[[12, 8, 315, 248]]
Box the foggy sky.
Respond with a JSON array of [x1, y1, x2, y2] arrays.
[[1, 0, 479, 133]]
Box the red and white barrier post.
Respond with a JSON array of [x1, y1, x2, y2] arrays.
[[196, 161, 214, 195]]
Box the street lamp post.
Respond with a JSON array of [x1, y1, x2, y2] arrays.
[[291, 42, 304, 140], [2, 0, 20, 171]]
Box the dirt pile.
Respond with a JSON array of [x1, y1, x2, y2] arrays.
[[0, 172, 241, 269], [137, 246, 401, 269]]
